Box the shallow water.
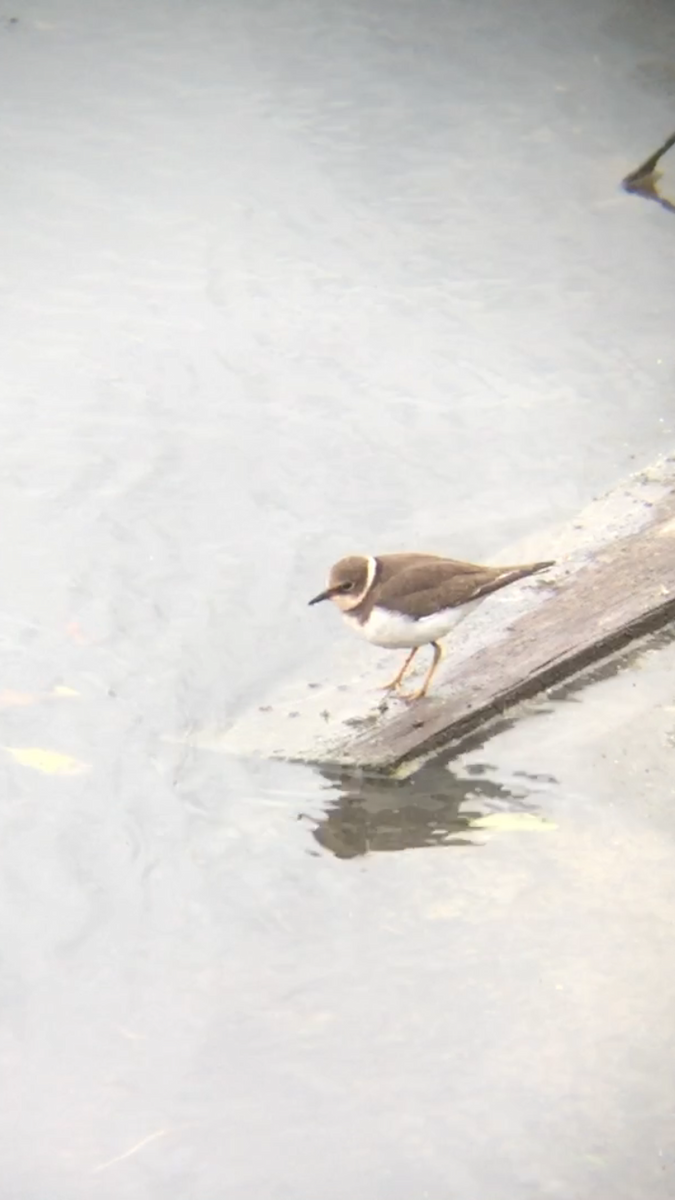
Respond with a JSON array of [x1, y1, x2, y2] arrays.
[[2, 0, 675, 1194]]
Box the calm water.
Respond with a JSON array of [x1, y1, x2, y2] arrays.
[[1, 0, 675, 1194]]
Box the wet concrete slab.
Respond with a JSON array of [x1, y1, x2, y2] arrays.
[[2, 0, 675, 1196]]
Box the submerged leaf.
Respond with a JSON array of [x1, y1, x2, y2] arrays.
[[4, 747, 89, 775], [469, 812, 557, 832]]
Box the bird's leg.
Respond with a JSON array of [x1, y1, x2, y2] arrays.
[[378, 647, 418, 692], [400, 642, 443, 701]]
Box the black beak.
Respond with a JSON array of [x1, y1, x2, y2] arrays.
[[308, 587, 336, 606]]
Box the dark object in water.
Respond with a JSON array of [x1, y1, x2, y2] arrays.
[[622, 132, 675, 213]]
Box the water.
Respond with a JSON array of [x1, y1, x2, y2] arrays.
[[2, 0, 675, 1194]]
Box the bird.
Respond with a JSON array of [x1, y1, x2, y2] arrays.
[[309, 552, 554, 700]]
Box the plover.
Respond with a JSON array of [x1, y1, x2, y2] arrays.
[[309, 552, 554, 699]]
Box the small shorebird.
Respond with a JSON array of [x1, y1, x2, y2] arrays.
[[309, 552, 554, 700]]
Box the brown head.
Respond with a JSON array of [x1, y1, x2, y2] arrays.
[[308, 555, 377, 612]]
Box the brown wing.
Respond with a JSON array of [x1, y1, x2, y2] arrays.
[[371, 555, 553, 620]]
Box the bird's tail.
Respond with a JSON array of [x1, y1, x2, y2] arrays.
[[498, 559, 555, 585]]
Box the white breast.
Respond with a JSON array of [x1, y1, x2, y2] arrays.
[[344, 600, 482, 649]]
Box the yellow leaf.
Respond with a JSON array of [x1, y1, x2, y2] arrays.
[[469, 812, 557, 832], [52, 686, 80, 697], [4, 747, 89, 775]]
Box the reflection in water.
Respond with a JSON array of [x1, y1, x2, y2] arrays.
[[310, 626, 675, 858], [311, 758, 546, 859]]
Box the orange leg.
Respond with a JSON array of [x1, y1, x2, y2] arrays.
[[379, 647, 419, 692], [400, 642, 443, 701]]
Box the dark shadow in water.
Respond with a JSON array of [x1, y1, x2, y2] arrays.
[[310, 758, 549, 859], [622, 130, 675, 214], [309, 623, 675, 858]]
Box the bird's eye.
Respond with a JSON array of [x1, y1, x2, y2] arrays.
[[341, 581, 354, 592]]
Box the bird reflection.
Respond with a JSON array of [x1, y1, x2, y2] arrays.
[[311, 759, 532, 859]]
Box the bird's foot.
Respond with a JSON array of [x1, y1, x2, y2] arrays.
[[377, 678, 404, 693], [397, 688, 428, 703]]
